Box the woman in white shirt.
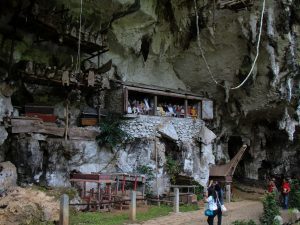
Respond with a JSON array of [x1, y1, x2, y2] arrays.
[[205, 187, 218, 225]]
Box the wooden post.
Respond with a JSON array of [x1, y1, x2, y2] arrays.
[[130, 191, 136, 221], [64, 101, 69, 141], [226, 184, 231, 203], [154, 95, 158, 116], [134, 176, 138, 191], [122, 175, 126, 193], [59, 194, 69, 225], [174, 188, 179, 213], [155, 137, 160, 206], [197, 101, 201, 119], [184, 99, 188, 118], [124, 87, 128, 114]]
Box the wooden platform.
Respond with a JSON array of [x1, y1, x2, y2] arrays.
[[10, 117, 100, 140]]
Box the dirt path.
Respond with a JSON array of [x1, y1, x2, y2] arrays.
[[129, 200, 263, 225]]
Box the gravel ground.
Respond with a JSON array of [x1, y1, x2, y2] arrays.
[[129, 200, 263, 225]]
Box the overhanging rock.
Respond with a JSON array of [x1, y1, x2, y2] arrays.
[[157, 122, 179, 141], [197, 125, 217, 145]]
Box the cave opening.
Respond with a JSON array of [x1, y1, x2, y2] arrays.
[[227, 135, 247, 179], [228, 136, 243, 159], [140, 35, 151, 62]]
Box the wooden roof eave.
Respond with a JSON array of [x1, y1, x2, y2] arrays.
[[110, 79, 209, 101], [209, 144, 248, 178]]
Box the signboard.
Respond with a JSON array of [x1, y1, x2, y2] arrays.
[[202, 100, 214, 120]]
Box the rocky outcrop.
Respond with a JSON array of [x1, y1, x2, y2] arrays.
[[0, 161, 17, 193]]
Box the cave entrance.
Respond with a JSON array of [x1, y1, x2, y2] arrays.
[[162, 138, 182, 185], [228, 136, 244, 178], [228, 136, 243, 159]]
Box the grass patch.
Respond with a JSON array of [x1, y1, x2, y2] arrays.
[[180, 204, 199, 212], [70, 204, 199, 225]]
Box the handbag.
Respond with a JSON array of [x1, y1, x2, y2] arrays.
[[221, 204, 227, 212], [205, 209, 214, 216], [216, 191, 227, 212]]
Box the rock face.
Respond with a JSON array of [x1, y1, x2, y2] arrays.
[[0, 161, 17, 193], [0, 0, 300, 191], [5, 115, 215, 192]]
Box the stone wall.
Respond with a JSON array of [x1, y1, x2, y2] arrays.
[[121, 115, 204, 140]]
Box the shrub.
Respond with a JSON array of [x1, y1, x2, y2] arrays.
[[260, 193, 280, 225], [191, 180, 204, 200], [289, 179, 300, 210], [232, 220, 257, 225], [136, 165, 155, 196], [165, 156, 181, 184], [96, 113, 130, 149]]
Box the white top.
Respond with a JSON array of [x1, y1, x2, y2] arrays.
[[206, 196, 218, 211]]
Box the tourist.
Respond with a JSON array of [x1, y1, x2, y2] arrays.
[[205, 187, 218, 225], [215, 183, 224, 225], [267, 178, 277, 193], [281, 178, 291, 209]]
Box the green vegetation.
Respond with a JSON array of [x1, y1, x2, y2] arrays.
[[289, 179, 300, 210], [136, 165, 155, 196], [191, 180, 204, 200], [70, 204, 199, 225], [96, 113, 130, 150], [165, 156, 181, 184], [232, 220, 257, 225], [260, 193, 280, 225]]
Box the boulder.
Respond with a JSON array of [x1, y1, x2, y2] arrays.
[[197, 126, 217, 145], [0, 161, 17, 193], [157, 122, 178, 141], [274, 215, 283, 225], [291, 208, 300, 221]]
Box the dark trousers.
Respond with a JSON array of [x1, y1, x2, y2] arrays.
[[207, 208, 222, 225], [283, 194, 289, 209]]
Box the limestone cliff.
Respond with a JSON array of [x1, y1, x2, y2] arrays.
[[0, 0, 300, 190]]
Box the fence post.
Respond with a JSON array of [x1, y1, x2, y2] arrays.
[[226, 184, 231, 203], [130, 191, 136, 221], [59, 194, 69, 225], [173, 188, 179, 213]]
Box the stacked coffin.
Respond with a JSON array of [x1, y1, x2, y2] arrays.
[[80, 107, 98, 126], [25, 104, 56, 122]]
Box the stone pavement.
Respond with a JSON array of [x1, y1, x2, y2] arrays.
[[129, 200, 263, 225]]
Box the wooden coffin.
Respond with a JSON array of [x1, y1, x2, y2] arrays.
[[25, 105, 54, 114], [81, 118, 98, 126], [25, 113, 57, 122]]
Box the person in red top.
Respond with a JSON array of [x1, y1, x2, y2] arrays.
[[281, 178, 291, 209], [268, 178, 277, 193]]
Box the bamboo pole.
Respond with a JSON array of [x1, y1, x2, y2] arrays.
[[65, 101, 69, 141]]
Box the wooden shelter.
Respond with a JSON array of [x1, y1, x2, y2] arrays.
[[70, 172, 146, 211], [209, 144, 248, 183], [107, 80, 214, 120]]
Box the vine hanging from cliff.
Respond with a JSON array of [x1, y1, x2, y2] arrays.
[[193, 0, 266, 91]]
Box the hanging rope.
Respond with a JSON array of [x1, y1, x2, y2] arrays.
[[193, 0, 266, 90], [75, 0, 83, 73]]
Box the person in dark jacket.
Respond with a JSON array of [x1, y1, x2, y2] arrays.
[[214, 183, 224, 225]]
